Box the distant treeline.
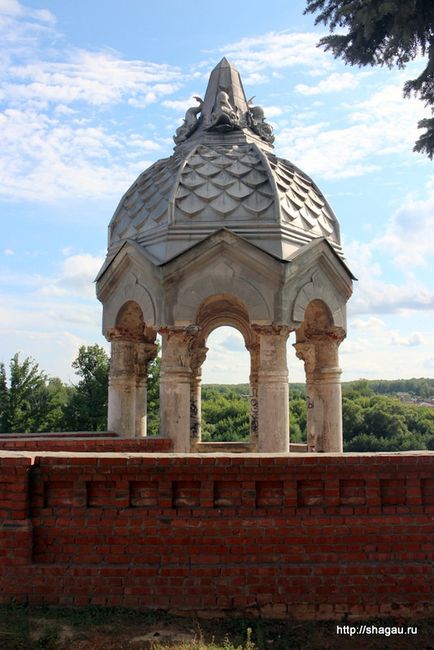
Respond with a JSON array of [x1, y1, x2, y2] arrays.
[[202, 379, 434, 451], [204, 378, 434, 399], [347, 378, 434, 398], [1, 349, 433, 452]]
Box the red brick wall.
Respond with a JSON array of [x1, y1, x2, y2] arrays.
[[1, 452, 434, 619], [0, 436, 172, 452]]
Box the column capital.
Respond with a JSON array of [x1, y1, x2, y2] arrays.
[[190, 345, 208, 373], [135, 342, 158, 380], [107, 325, 158, 344], [305, 325, 346, 345], [293, 341, 316, 377], [136, 341, 158, 362], [252, 324, 291, 338], [106, 326, 137, 342]]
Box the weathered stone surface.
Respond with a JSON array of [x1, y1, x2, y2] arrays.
[[97, 57, 354, 454], [107, 59, 342, 265]]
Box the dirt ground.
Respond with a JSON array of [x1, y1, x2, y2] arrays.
[[1, 604, 434, 650]]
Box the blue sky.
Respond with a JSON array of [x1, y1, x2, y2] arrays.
[[1, 0, 433, 385]]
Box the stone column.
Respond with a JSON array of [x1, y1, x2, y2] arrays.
[[107, 329, 137, 437], [189, 344, 208, 449], [248, 341, 260, 450], [159, 328, 196, 452], [255, 326, 290, 453], [294, 341, 317, 452], [295, 328, 345, 452], [135, 341, 158, 437]]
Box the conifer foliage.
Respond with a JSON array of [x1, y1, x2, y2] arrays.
[[305, 0, 434, 157]]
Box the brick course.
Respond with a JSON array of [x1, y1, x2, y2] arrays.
[[1, 451, 434, 618]]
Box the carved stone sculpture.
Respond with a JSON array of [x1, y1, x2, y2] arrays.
[[173, 96, 204, 144], [208, 88, 240, 130], [248, 104, 275, 144]]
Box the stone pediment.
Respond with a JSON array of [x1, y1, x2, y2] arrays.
[[282, 238, 355, 328], [96, 239, 161, 288], [162, 228, 282, 279], [287, 237, 355, 283]]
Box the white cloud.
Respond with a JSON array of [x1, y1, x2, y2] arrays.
[[345, 239, 434, 315], [277, 122, 380, 179], [350, 317, 385, 331], [277, 81, 427, 180], [424, 357, 434, 370], [243, 72, 268, 85], [162, 96, 201, 112], [375, 193, 434, 267], [3, 248, 14, 255], [38, 253, 103, 298], [296, 72, 361, 96], [0, 6, 182, 201], [220, 32, 333, 75], [350, 272, 434, 316], [262, 105, 283, 118], [201, 327, 250, 384], [4, 49, 181, 108], [0, 252, 102, 300], [390, 331, 427, 347], [340, 339, 369, 354], [0, 286, 106, 383], [127, 135, 161, 151], [0, 0, 55, 24], [0, 107, 156, 200]]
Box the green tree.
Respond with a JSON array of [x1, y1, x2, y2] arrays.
[[289, 394, 307, 442], [63, 345, 109, 431], [342, 397, 365, 440], [0, 363, 7, 429], [305, 0, 434, 157], [0, 354, 68, 433], [201, 387, 250, 441], [146, 352, 161, 436]]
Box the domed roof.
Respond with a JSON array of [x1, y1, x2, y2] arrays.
[[108, 58, 342, 264]]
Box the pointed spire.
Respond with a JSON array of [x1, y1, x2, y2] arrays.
[[200, 57, 249, 119], [173, 58, 275, 147]]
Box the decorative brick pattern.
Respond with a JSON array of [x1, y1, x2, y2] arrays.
[[297, 479, 324, 507], [44, 481, 74, 507], [422, 478, 434, 506], [256, 480, 284, 507], [87, 481, 116, 507], [380, 479, 406, 506], [214, 481, 241, 507], [130, 481, 158, 507], [1, 452, 434, 618], [339, 479, 366, 505], [173, 480, 201, 507]]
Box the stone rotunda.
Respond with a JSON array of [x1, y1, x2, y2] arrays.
[[96, 58, 354, 453]]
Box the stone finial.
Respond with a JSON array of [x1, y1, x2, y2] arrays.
[[172, 57, 275, 145]]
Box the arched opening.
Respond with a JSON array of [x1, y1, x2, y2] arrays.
[[201, 326, 251, 443], [287, 331, 307, 445], [189, 294, 257, 449]]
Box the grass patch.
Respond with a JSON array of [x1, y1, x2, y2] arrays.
[[0, 604, 433, 649]]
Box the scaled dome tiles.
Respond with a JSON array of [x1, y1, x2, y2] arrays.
[[108, 59, 342, 264]]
